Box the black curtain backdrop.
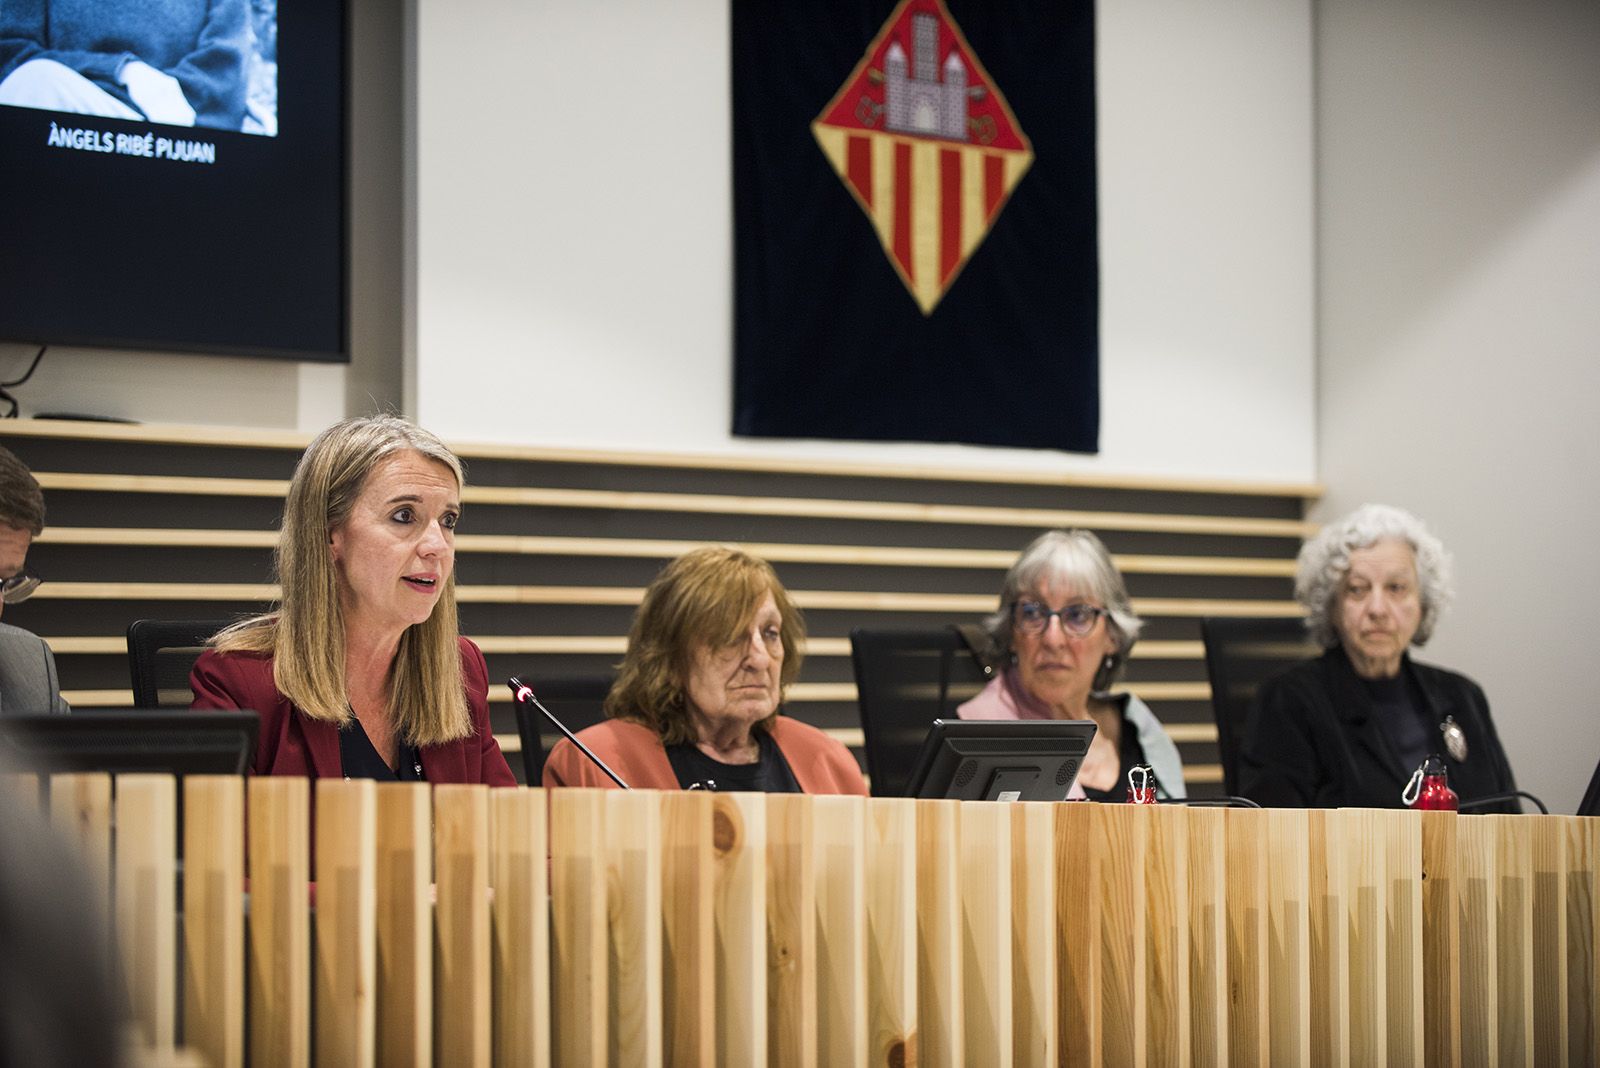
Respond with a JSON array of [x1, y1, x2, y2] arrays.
[[732, 0, 1098, 453]]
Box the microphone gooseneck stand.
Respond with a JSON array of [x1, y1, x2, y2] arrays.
[[506, 677, 631, 790]]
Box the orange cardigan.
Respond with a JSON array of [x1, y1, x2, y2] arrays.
[[541, 717, 868, 795]]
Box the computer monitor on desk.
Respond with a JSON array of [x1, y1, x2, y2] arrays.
[[903, 719, 1097, 801], [0, 711, 259, 777]]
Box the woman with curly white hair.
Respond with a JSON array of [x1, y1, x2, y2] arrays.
[[1238, 504, 1516, 809]]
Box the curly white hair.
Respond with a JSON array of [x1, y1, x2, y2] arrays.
[[1296, 503, 1454, 648]]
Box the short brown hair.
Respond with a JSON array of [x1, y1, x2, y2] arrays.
[[0, 445, 45, 535], [604, 546, 806, 745]]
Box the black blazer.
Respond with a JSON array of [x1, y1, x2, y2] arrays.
[[1238, 647, 1518, 811]]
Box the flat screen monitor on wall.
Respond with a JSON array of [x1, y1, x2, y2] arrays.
[[0, 0, 347, 361]]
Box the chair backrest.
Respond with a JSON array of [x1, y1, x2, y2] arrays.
[[1579, 753, 1600, 817], [849, 627, 994, 798], [510, 674, 614, 784], [1198, 616, 1319, 796], [126, 619, 232, 709]]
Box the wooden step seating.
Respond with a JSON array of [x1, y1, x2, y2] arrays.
[[2, 420, 1322, 792]]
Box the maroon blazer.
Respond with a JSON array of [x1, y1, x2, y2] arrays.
[[190, 636, 516, 786]]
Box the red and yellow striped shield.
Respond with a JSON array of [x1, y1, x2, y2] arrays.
[[812, 0, 1034, 315]]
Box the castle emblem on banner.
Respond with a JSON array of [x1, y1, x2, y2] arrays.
[[812, 0, 1034, 315]]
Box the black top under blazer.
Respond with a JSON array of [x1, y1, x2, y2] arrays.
[[1238, 647, 1518, 812]]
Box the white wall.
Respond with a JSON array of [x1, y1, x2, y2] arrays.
[[0, 342, 337, 429], [1316, 0, 1600, 813], [414, 0, 1317, 483]]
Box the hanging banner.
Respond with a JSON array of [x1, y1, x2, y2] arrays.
[[732, 0, 1099, 453]]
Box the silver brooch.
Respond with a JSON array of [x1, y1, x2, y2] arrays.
[[1440, 716, 1468, 762]]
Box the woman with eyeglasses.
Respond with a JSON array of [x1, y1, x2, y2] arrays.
[[959, 529, 1184, 800], [543, 546, 867, 795]]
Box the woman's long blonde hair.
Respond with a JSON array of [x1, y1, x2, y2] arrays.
[[211, 415, 471, 746]]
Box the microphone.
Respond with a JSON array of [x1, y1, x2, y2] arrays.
[[1458, 790, 1547, 815], [507, 677, 631, 790], [1154, 796, 1263, 809]]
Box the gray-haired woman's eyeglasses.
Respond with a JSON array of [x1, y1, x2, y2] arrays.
[[1011, 600, 1106, 637]]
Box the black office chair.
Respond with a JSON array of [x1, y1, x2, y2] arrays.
[[1579, 753, 1600, 817], [126, 619, 231, 709], [510, 674, 614, 784], [1198, 616, 1318, 796], [849, 626, 994, 798]]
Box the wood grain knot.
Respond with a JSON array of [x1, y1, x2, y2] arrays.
[[712, 806, 738, 854], [885, 1038, 907, 1068]]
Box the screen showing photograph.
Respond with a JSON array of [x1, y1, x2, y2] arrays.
[[0, 0, 279, 136], [0, 0, 344, 361]]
